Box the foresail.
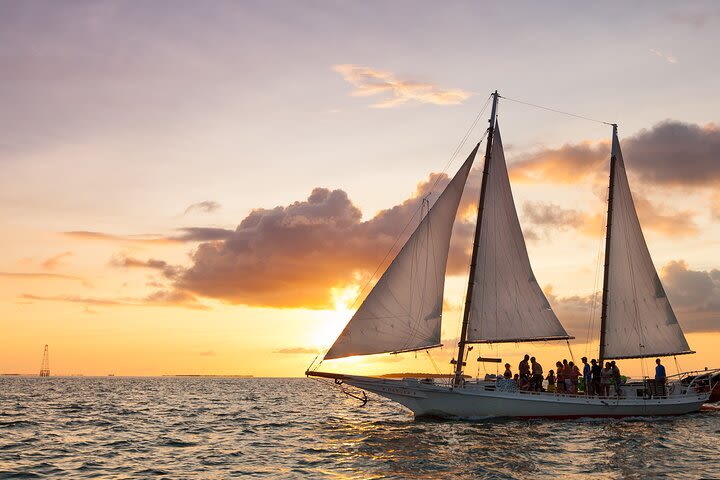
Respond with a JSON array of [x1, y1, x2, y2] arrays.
[[324, 145, 479, 360], [603, 134, 692, 359], [465, 125, 570, 343]]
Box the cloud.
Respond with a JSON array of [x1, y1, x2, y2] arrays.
[[173, 167, 474, 309], [649, 48, 678, 64], [110, 255, 181, 279], [623, 121, 720, 186], [274, 347, 321, 354], [546, 260, 720, 336], [184, 201, 221, 215], [199, 349, 216, 356], [510, 121, 720, 188], [20, 290, 207, 310], [510, 140, 609, 184], [63, 228, 234, 244], [333, 64, 471, 108], [63, 231, 178, 244], [522, 202, 585, 230], [41, 251, 74, 270], [668, 8, 720, 27], [0, 272, 86, 283], [712, 193, 720, 220], [660, 260, 720, 333]]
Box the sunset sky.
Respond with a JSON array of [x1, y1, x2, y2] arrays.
[[2, 1, 719, 377]]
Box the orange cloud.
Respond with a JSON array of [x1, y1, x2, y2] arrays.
[[0, 272, 84, 282], [173, 169, 475, 309], [41, 251, 74, 270], [510, 141, 609, 184], [63, 231, 179, 244], [20, 290, 206, 310], [333, 64, 471, 108]]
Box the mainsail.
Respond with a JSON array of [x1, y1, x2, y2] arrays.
[[324, 145, 479, 360], [465, 126, 570, 343], [601, 131, 693, 359]]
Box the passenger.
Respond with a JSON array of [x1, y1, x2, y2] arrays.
[[567, 361, 579, 393], [581, 357, 591, 395], [518, 375, 531, 391], [546, 370, 556, 393], [519, 354, 531, 381], [601, 362, 613, 396], [655, 358, 666, 383], [590, 359, 601, 396], [530, 356, 543, 392], [556, 361, 565, 393], [611, 361, 622, 397]]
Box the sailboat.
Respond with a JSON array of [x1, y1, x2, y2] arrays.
[[307, 91, 718, 418]]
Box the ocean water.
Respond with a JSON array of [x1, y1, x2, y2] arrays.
[[1, 377, 719, 479]]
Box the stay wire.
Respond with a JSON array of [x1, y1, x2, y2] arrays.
[[310, 96, 494, 372], [498, 95, 614, 126]]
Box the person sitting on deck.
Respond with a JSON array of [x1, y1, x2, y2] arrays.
[[518, 374, 531, 391], [590, 359, 601, 396], [546, 370, 556, 393], [519, 354, 531, 381], [555, 361, 565, 393], [581, 357, 591, 395], [530, 357, 543, 392], [504, 363, 513, 379], [567, 361, 580, 393], [601, 362, 613, 396]]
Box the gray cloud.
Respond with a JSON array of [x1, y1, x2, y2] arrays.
[[183, 201, 221, 215], [522, 201, 585, 230], [110, 255, 181, 279], [547, 260, 720, 336], [510, 120, 720, 189]]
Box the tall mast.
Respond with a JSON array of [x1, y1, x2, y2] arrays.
[[599, 123, 618, 365], [453, 90, 499, 386]]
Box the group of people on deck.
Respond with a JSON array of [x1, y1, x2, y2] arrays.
[[500, 354, 632, 396]]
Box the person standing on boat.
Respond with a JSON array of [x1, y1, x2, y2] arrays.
[[503, 363, 512, 379], [590, 359, 602, 396], [519, 354, 531, 381], [601, 362, 613, 396], [655, 359, 666, 383], [530, 357, 543, 391], [611, 361, 622, 397], [555, 361, 565, 393], [581, 357, 591, 395], [567, 361, 579, 393]]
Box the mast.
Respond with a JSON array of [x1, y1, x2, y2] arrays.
[[598, 123, 618, 365], [453, 90, 499, 386]]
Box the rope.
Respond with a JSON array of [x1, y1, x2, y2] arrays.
[[499, 95, 614, 126], [347, 96, 493, 314]]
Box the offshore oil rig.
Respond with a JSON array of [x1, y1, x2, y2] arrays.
[[39, 344, 50, 377]]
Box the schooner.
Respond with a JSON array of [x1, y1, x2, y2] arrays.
[[307, 91, 717, 418]]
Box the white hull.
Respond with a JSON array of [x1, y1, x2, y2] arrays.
[[321, 373, 710, 419]]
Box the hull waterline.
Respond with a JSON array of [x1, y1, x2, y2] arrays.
[[310, 372, 710, 420]]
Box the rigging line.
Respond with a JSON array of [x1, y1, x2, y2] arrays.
[[345, 100, 492, 315], [498, 95, 614, 126]]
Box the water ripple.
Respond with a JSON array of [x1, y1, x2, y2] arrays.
[[1, 377, 719, 478]]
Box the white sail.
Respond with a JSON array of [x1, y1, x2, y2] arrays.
[[465, 126, 570, 343], [324, 145, 479, 360], [602, 133, 692, 359]]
